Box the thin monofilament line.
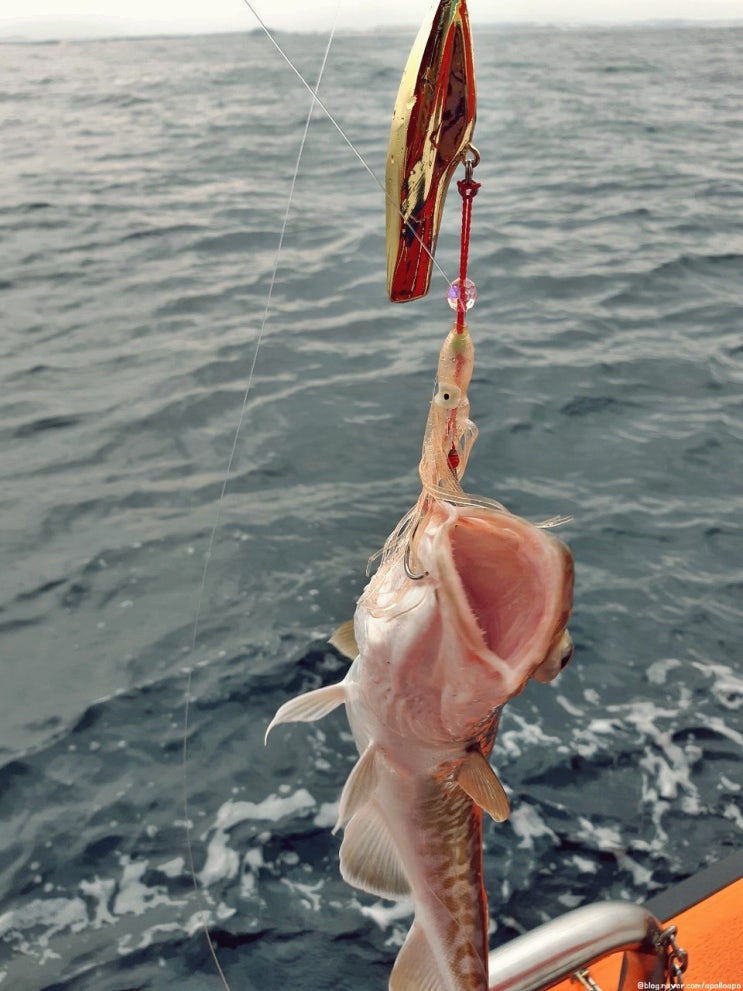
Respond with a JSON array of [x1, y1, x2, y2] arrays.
[[182, 16, 341, 990], [241, 0, 453, 293]]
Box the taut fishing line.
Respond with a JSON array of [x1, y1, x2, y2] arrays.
[[181, 6, 341, 987]]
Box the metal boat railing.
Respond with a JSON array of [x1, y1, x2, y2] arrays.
[[488, 901, 669, 991]]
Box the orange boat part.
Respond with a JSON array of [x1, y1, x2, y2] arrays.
[[546, 868, 743, 991]]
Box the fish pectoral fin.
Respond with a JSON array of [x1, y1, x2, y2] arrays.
[[339, 801, 411, 899], [264, 683, 346, 744], [390, 923, 447, 991], [329, 619, 359, 659], [334, 745, 379, 833], [456, 750, 510, 822]]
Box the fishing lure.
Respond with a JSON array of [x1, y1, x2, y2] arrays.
[[266, 3, 574, 989], [386, 0, 476, 302]]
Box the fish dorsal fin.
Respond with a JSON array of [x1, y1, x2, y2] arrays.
[[264, 683, 346, 744], [334, 745, 379, 833], [339, 801, 411, 899], [456, 750, 510, 822], [390, 923, 447, 991], [329, 619, 358, 659]]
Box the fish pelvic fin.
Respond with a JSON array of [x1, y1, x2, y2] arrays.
[[264, 683, 346, 745], [334, 744, 379, 833], [328, 618, 359, 659], [339, 799, 411, 899], [456, 750, 510, 823]]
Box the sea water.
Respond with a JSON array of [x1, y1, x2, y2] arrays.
[[0, 22, 742, 991]]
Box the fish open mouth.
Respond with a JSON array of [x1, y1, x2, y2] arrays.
[[448, 510, 574, 672]]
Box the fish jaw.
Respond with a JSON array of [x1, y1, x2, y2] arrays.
[[353, 498, 574, 745]]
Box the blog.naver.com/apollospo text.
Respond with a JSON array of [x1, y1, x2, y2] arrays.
[[637, 985, 741, 990]]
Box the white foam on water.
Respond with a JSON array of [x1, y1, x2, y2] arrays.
[[244, 848, 264, 870], [572, 716, 622, 758], [509, 803, 558, 850], [0, 895, 88, 961], [355, 898, 411, 929], [199, 789, 317, 890], [566, 685, 740, 863], [158, 855, 185, 878], [645, 657, 682, 685], [723, 802, 743, 830], [0, 851, 191, 968], [557, 892, 583, 909], [279, 877, 325, 912], [691, 660, 743, 711], [619, 700, 704, 825], [211, 789, 316, 829], [78, 876, 117, 927], [499, 711, 562, 759], [240, 871, 257, 898], [114, 855, 184, 916], [241, 847, 265, 898], [558, 670, 743, 893], [615, 852, 653, 888], [574, 816, 623, 854], [571, 854, 599, 875], [198, 832, 240, 889], [705, 715, 743, 747], [314, 800, 340, 828], [555, 693, 584, 717], [184, 909, 213, 938], [117, 920, 184, 956]]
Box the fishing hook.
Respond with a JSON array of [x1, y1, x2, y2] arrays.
[[403, 519, 428, 581]]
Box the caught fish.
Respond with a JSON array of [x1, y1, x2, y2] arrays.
[[266, 3, 574, 989], [266, 319, 574, 991]]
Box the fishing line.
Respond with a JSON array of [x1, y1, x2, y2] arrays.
[[182, 12, 342, 989], [240, 0, 455, 294]]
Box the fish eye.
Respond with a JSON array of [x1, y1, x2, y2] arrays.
[[532, 630, 573, 684], [560, 635, 574, 669], [434, 382, 461, 409], [550, 629, 573, 670]]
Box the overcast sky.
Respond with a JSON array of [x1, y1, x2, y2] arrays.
[[2, 0, 742, 37]]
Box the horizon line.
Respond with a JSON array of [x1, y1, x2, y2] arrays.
[[2, 15, 742, 43]]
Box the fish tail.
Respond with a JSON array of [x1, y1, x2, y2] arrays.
[[390, 922, 439, 991], [391, 918, 488, 991]]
